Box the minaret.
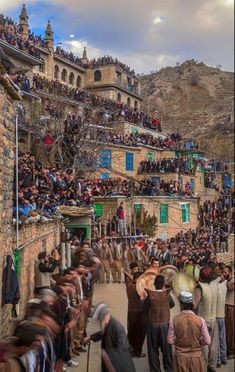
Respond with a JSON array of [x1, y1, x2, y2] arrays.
[[19, 4, 29, 40], [45, 20, 54, 51], [82, 46, 88, 64], [45, 21, 54, 79]]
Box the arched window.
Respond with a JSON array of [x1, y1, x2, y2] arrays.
[[134, 100, 138, 109], [94, 70, 102, 82], [117, 93, 121, 102], [54, 65, 59, 79], [61, 68, 67, 82], [127, 97, 131, 107], [76, 75, 82, 88], [69, 72, 75, 86]]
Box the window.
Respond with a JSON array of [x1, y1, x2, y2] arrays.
[[77, 76, 82, 88], [134, 204, 142, 218], [54, 65, 59, 79], [160, 204, 168, 224], [126, 152, 134, 171], [117, 93, 122, 102], [134, 100, 138, 109], [99, 149, 112, 168], [69, 72, 75, 86], [189, 178, 195, 193], [101, 172, 109, 180], [127, 97, 131, 107], [61, 68, 67, 82], [181, 204, 190, 223], [147, 152, 154, 161], [178, 177, 183, 190], [94, 70, 102, 81], [94, 204, 103, 217]]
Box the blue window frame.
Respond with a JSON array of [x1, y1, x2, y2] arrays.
[[99, 150, 112, 168], [101, 172, 109, 180], [126, 152, 134, 171], [189, 178, 195, 193]]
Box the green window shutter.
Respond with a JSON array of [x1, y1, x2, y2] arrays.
[[147, 152, 154, 161], [134, 204, 142, 211], [181, 204, 190, 223], [94, 203, 103, 217], [160, 204, 168, 224]]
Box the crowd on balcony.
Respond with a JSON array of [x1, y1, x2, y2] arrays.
[[139, 179, 194, 197], [198, 191, 233, 252], [0, 14, 45, 58], [88, 56, 136, 76], [138, 156, 204, 175]]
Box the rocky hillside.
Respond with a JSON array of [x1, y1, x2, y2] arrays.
[[140, 60, 234, 160]]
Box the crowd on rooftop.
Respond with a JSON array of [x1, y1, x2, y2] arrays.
[[0, 14, 45, 58], [88, 56, 136, 76], [54, 46, 87, 68]]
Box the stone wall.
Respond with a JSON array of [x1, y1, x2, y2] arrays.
[[0, 79, 18, 335], [17, 222, 61, 317]]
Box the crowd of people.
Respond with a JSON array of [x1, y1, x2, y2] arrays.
[[138, 156, 204, 175], [54, 46, 87, 68], [0, 14, 45, 58], [87, 55, 136, 76], [32, 74, 163, 131], [15, 153, 96, 224], [139, 178, 194, 197], [1, 226, 234, 372], [15, 152, 198, 225]]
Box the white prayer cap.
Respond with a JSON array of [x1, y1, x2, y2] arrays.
[[179, 291, 193, 304], [93, 303, 110, 321]]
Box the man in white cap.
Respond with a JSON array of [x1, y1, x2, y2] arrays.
[[85, 303, 136, 372], [167, 291, 211, 372]]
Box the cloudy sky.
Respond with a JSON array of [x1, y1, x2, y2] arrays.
[[2, 0, 234, 73]]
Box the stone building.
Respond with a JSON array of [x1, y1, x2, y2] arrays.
[[93, 195, 199, 239], [0, 4, 142, 108]]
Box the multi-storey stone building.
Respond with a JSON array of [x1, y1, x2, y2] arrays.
[[0, 4, 142, 108]]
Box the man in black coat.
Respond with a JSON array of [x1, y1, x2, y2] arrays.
[[86, 303, 136, 372]]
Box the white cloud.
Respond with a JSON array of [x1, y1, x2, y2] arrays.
[[1, 0, 234, 72], [153, 16, 165, 25], [63, 39, 103, 60]]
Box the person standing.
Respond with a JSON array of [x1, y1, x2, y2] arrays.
[[101, 241, 113, 283], [216, 277, 228, 367], [116, 202, 126, 237], [125, 271, 146, 358], [168, 291, 211, 372], [223, 265, 235, 359], [110, 241, 123, 283], [195, 268, 220, 372], [141, 274, 174, 372], [34, 251, 59, 294]]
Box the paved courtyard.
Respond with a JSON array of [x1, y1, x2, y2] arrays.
[[69, 283, 235, 372]]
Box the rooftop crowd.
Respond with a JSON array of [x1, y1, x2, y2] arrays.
[[0, 14, 45, 58], [87, 55, 136, 76]]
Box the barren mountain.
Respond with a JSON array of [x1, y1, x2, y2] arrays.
[[140, 60, 234, 160]]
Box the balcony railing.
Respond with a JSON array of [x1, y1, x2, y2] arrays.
[[115, 80, 140, 96]]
